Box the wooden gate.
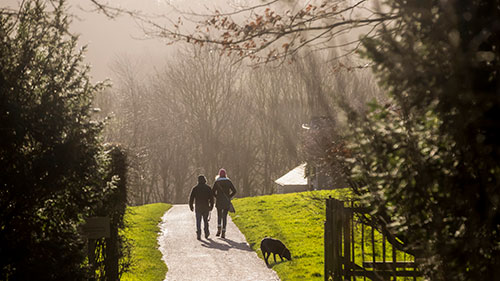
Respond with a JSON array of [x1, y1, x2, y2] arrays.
[[324, 197, 422, 281]]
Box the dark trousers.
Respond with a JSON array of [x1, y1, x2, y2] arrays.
[[217, 208, 228, 230], [195, 211, 209, 234]]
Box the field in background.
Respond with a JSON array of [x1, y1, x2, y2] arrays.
[[230, 189, 350, 281], [121, 203, 172, 281]]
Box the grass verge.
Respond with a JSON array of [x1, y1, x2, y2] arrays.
[[230, 189, 350, 281], [121, 203, 172, 281]]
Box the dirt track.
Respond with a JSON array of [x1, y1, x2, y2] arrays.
[[158, 205, 280, 281]]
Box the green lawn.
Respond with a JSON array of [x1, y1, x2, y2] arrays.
[[231, 190, 420, 281], [121, 203, 172, 281], [230, 189, 350, 281]]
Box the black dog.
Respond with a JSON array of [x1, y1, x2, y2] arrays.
[[260, 237, 292, 266]]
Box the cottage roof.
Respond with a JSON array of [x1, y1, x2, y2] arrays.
[[274, 163, 308, 186]]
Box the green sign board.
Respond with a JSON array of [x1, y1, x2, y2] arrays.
[[82, 216, 110, 239]]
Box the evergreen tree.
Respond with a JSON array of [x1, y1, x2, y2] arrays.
[[347, 1, 500, 279], [0, 1, 109, 279]]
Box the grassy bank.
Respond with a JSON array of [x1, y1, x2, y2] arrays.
[[230, 189, 350, 281], [121, 203, 172, 281]]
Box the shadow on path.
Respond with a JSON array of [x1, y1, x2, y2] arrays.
[[200, 237, 253, 252], [160, 205, 280, 280]]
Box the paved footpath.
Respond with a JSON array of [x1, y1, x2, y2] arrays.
[[158, 204, 280, 281]]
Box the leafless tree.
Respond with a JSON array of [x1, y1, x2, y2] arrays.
[[95, 44, 383, 203], [131, 0, 397, 64], [74, 0, 398, 64]]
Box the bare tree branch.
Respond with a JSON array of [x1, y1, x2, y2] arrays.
[[76, 0, 398, 63]]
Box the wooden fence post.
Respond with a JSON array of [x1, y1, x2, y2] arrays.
[[333, 199, 343, 281], [325, 197, 332, 281], [343, 202, 351, 281], [104, 145, 127, 281]]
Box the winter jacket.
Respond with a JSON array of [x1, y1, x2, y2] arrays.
[[189, 182, 214, 213], [212, 177, 236, 209]]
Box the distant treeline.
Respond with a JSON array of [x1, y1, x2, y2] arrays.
[[96, 47, 381, 205]]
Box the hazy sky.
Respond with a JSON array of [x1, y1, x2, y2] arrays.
[[69, 1, 170, 82], [4, 0, 238, 82], [69, 0, 225, 82], [4, 0, 356, 82]]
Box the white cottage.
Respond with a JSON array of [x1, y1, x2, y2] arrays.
[[275, 162, 346, 194], [274, 163, 311, 194]]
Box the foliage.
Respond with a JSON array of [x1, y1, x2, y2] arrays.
[[0, 0, 110, 279], [344, 0, 500, 280], [230, 190, 347, 281], [90, 144, 131, 280], [121, 203, 172, 281]]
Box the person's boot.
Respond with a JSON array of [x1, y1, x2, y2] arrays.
[[216, 226, 221, 237], [205, 228, 210, 239], [196, 230, 201, 240], [221, 228, 226, 239]]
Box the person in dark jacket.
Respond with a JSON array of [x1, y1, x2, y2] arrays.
[[189, 175, 214, 240], [212, 168, 236, 238]]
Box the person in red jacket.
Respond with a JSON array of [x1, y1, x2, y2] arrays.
[[189, 175, 214, 240], [212, 168, 236, 238]]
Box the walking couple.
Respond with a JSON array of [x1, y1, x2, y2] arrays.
[[188, 168, 237, 240]]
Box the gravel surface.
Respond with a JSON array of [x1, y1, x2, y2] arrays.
[[158, 204, 280, 281]]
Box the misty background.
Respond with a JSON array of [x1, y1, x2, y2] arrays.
[[5, 0, 384, 205]]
